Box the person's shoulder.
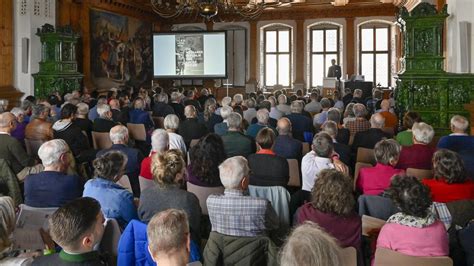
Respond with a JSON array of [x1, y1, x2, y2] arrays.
[[32, 253, 60, 265]]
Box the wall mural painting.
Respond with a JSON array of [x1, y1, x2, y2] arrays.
[[90, 9, 152, 90]]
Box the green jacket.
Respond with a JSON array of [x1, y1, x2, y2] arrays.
[[203, 231, 278, 266], [0, 159, 22, 206]]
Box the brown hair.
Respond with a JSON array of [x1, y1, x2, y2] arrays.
[[151, 149, 185, 186], [256, 127, 276, 149], [147, 209, 189, 257], [433, 149, 466, 184], [311, 169, 355, 216], [402, 111, 421, 129]]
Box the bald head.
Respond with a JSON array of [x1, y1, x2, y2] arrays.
[[370, 113, 385, 128], [0, 112, 16, 132], [381, 99, 390, 111], [184, 105, 197, 118], [277, 118, 292, 135]]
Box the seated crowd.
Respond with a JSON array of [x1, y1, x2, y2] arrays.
[[0, 86, 473, 266]]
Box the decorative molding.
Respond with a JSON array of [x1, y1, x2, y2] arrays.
[[20, 0, 27, 16], [33, 0, 40, 16], [45, 0, 51, 18]]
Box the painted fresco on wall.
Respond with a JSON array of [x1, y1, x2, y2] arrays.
[[90, 9, 152, 90]]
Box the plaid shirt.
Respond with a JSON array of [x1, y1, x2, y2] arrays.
[[432, 202, 452, 230], [345, 117, 371, 136], [207, 189, 279, 237]]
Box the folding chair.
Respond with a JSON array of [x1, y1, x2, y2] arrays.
[[186, 182, 224, 215], [374, 247, 453, 266], [127, 123, 147, 142], [91, 131, 112, 150], [287, 159, 301, 187]]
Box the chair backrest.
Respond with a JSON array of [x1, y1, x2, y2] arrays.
[[152, 116, 164, 129], [302, 142, 310, 156], [116, 175, 132, 193], [190, 139, 200, 148], [139, 176, 155, 192], [91, 131, 112, 150], [374, 247, 453, 266], [248, 185, 290, 229], [381, 127, 395, 136], [186, 182, 224, 215], [24, 138, 45, 157], [362, 215, 386, 237], [340, 246, 357, 266], [100, 218, 121, 257], [81, 130, 90, 148], [127, 123, 147, 142], [406, 168, 433, 180], [354, 162, 372, 190], [356, 147, 376, 164], [287, 159, 301, 187]]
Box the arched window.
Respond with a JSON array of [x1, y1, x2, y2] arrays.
[[263, 25, 292, 88], [309, 24, 341, 88], [359, 23, 391, 87]]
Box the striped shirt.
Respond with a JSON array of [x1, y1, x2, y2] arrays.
[[207, 189, 279, 237]]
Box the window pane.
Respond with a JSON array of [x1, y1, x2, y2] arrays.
[[376, 54, 389, 87], [265, 54, 277, 86], [279, 30, 290, 52], [278, 54, 290, 86], [361, 28, 374, 51], [326, 29, 338, 52], [361, 54, 374, 82], [266, 31, 276, 52], [376, 28, 389, 51], [312, 30, 324, 52], [312, 54, 324, 87], [325, 54, 338, 77]]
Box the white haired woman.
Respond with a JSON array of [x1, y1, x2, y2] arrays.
[[396, 122, 436, 170]]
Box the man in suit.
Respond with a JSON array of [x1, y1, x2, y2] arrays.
[[92, 104, 118, 133], [284, 100, 313, 142], [221, 112, 256, 158], [352, 113, 391, 153], [177, 105, 208, 148], [273, 117, 302, 161], [327, 59, 341, 80]]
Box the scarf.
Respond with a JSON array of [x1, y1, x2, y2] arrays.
[[386, 212, 436, 228]]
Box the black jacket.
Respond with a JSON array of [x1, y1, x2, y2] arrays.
[[248, 153, 289, 187]]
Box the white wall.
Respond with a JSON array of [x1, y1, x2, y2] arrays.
[[446, 0, 474, 73], [13, 0, 55, 98]]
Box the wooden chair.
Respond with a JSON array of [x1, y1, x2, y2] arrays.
[[100, 218, 121, 260], [152, 116, 164, 129], [362, 215, 386, 237], [186, 182, 224, 215], [340, 246, 357, 266], [374, 247, 453, 266], [302, 142, 310, 156], [287, 159, 301, 187], [116, 175, 132, 193], [354, 162, 372, 190], [381, 127, 395, 136], [190, 139, 200, 148], [356, 147, 376, 165], [139, 176, 154, 192], [406, 168, 433, 180], [127, 123, 147, 142], [91, 131, 112, 150], [24, 138, 45, 157]]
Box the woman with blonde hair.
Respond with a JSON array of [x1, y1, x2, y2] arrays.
[[138, 149, 201, 243], [280, 221, 342, 266]]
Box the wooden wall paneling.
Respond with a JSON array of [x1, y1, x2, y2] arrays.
[[248, 21, 258, 84], [294, 19, 305, 85], [346, 17, 355, 77], [0, 0, 14, 87]]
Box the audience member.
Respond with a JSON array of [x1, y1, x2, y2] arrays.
[[21, 99, 34, 123], [0, 112, 36, 179], [313, 98, 331, 127], [197, 88, 209, 107], [396, 122, 435, 170], [187, 133, 225, 187], [214, 105, 232, 136], [396, 111, 422, 146], [251, 100, 278, 128], [25, 104, 54, 141], [350, 89, 364, 104], [183, 90, 202, 112], [199, 98, 222, 133], [379, 99, 398, 129], [352, 113, 390, 152], [356, 139, 404, 195], [147, 209, 192, 266], [302, 132, 348, 192], [170, 92, 185, 120], [342, 88, 353, 107], [276, 94, 291, 115], [215, 96, 231, 116], [243, 98, 257, 124], [284, 100, 313, 142], [92, 103, 118, 133], [207, 156, 279, 236], [246, 109, 277, 139], [437, 115, 474, 177], [344, 103, 371, 136], [268, 96, 283, 120], [88, 95, 107, 121], [342, 102, 356, 125], [152, 92, 175, 118], [83, 150, 138, 227], [129, 97, 154, 132], [273, 118, 302, 160], [280, 221, 343, 266], [326, 107, 350, 145], [109, 98, 126, 124], [32, 197, 109, 265], [73, 102, 93, 137], [96, 125, 144, 197], [25, 139, 82, 207], [221, 112, 256, 158], [138, 149, 201, 242], [164, 114, 187, 155], [178, 105, 208, 148], [232, 93, 245, 110], [296, 169, 361, 251], [422, 149, 474, 203], [304, 92, 322, 114], [321, 121, 351, 167], [10, 107, 27, 142], [139, 129, 169, 180], [248, 128, 289, 187], [377, 175, 448, 257]]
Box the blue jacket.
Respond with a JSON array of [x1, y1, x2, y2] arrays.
[[117, 220, 201, 266]]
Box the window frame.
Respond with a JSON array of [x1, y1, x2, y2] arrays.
[[359, 24, 391, 87], [263, 26, 292, 88], [309, 25, 341, 88]]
